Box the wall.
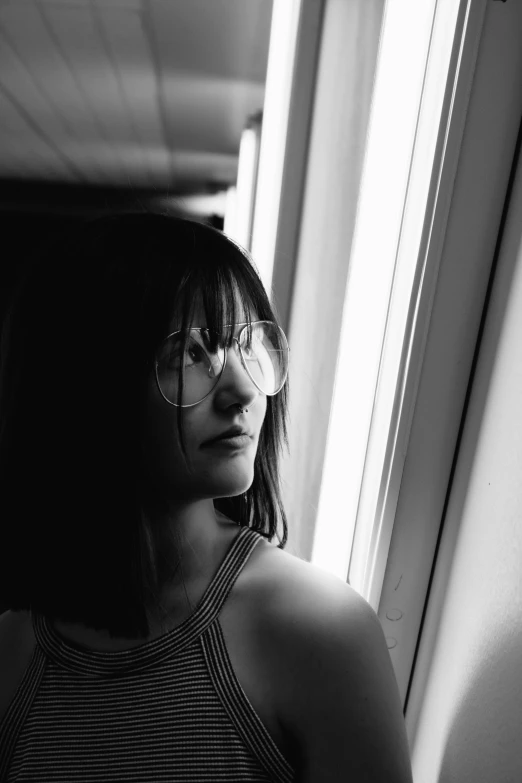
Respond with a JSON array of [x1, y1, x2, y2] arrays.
[[409, 121, 522, 782]]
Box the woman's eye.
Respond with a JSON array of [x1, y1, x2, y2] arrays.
[[160, 340, 206, 369], [170, 343, 206, 369], [187, 345, 205, 365], [242, 338, 261, 360]]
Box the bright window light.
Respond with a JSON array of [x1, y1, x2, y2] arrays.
[[224, 186, 237, 236], [179, 191, 227, 217], [251, 0, 302, 297], [233, 126, 258, 251], [224, 115, 262, 253], [311, 0, 462, 605]]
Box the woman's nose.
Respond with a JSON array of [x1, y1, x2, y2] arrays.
[[219, 340, 259, 399]]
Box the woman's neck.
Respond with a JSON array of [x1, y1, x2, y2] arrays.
[[51, 506, 239, 652]]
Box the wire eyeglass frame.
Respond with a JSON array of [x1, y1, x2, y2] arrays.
[[154, 320, 289, 408]]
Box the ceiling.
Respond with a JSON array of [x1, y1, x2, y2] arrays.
[[0, 0, 273, 194]]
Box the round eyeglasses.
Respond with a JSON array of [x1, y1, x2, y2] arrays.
[[154, 320, 289, 407]]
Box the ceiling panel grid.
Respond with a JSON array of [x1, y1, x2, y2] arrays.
[[0, 5, 86, 181], [44, 3, 146, 184], [0, 0, 273, 190]]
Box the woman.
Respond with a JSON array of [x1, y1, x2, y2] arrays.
[[0, 213, 413, 782]]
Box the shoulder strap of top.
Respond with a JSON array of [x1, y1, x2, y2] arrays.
[[202, 525, 264, 620]]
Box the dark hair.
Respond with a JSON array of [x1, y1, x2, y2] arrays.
[[0, 213, 290, 638]]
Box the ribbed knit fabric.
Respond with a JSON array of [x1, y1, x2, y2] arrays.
[[0, 526, 295, 782]]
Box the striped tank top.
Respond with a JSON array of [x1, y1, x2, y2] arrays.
[[0, 526, 296, 782]]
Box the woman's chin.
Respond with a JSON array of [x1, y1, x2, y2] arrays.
[[209, 468, 254, 499]]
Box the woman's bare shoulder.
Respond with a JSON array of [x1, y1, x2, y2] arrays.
[[0, 610, 36, 726], [251, 545, 413, 782], [248, 542, 366, 706], [251, 538, 362, 618]]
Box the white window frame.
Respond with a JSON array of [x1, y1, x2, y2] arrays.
[[310, 0, 522, 714], [400, 0, 522, 736], [313, 0, 485, 598]]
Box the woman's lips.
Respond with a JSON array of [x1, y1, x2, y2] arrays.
[[202, 434, 252, 449]]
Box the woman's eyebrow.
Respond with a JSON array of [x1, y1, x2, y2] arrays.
[[168, 321, 259, 334], [188, 321, 257, 329]]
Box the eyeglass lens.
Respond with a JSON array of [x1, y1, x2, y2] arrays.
[[156, 321, 288, 406]]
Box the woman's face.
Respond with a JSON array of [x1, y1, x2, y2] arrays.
[[141, 290, 268, 506]]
